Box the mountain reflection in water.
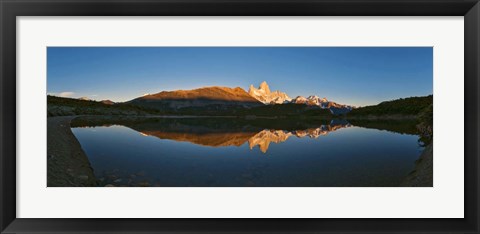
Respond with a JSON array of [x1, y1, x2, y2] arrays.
[[247, 124, 349, 153], [70, 117, 423, 187], [72, 117, 351, 153]]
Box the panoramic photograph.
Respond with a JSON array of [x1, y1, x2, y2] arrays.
[[47, 47, 433, 187]]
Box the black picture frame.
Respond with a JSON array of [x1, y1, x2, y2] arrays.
[[1, 0, 479, 233]]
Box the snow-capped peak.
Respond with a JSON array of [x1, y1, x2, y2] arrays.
[[248, 81, 291, 104], [247, 82, 352, 115]]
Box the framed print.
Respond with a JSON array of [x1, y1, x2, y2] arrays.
[[1, 0, 479, 233]]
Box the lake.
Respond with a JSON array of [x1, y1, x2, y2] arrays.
[[70, 117, 424, 187]]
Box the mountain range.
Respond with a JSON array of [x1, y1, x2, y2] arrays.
[[128, 86, 263, 110], [126, 81, 353, 114]]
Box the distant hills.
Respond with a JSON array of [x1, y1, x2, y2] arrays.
[[129, 86, 263, 110], [47, 95, 153, 116], [348, 95, 433, 118], [47, 94, 334, 117], [47, 82, 432, 121]]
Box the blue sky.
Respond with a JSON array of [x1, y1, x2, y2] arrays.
[[47, 47, 432, 107]]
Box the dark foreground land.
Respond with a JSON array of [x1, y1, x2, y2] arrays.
[[401, 144, 433, 187], [47, 116, 96, 187]]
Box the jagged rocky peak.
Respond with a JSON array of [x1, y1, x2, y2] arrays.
[[293, 95, 330, 105], [247, 81, 352, 114], [249, 84, 256, 92], [289, 95, 352, 114], [259, 81, 271, 94], [248, 81, 291, 104], [248, 81, 270, 95], [292, 96, 307, 104]]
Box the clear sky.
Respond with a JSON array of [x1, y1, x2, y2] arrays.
[[47, 47, 432, 107]]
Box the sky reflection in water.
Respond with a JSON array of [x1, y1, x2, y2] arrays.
[[71, 119, 423, 187]]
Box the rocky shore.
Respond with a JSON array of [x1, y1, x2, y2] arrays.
[[47, 116, 97, 187], [401, 144, 433, 187]]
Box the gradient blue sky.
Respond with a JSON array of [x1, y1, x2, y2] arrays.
[[47, 47, 432, 107]]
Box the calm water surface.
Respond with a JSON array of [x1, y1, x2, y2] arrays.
[[71, 117, 423, 187]]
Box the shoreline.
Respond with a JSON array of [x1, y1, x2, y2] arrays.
[[401, 143, 433, 187], [345, 115, 418, 120], [47, 116, 97, 187], [53, 114, 327, 119]]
